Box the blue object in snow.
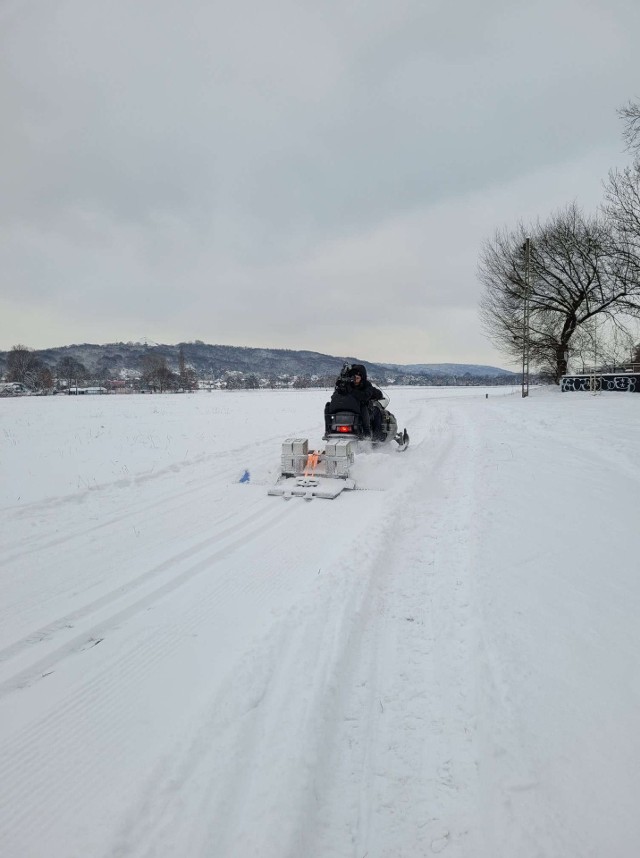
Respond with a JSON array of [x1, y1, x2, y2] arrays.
[[239, 469, 251, 483]]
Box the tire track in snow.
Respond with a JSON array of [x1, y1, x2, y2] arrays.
[[105, 512, 402, 858], [0, 497, 296, 697], [0, 392, 431, 857], [0, 496, 323, 856], [0, 423, 289, 516], [0, 431, 289, 647], [0, 434, 282, 563], [292, 403, 483, 857], [0, 516, 315, 817], [102, 410, 459, 858], [236, 403, 481, 857], [0, 493, 272, 666]]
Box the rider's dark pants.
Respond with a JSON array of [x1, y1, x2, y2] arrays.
[[360, 404, 371, 436], [370, 404, 383, 440]]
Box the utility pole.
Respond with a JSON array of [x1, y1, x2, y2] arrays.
[[589, 317, 600, 395], [522, 237, 531, 398]]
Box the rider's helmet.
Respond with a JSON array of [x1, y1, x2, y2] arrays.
[[348, 364, 367, 384]]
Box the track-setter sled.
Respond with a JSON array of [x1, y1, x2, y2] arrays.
[[269, 364, 409, 500]]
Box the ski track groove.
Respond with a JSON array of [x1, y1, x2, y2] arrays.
[[0, 436, 286, 641], [0, 536, 287, 792], [0, 427, 287, 517], [0, 438, 280, 563], [0, 495, 278, 671], [3, 389, 631, 857], [309, 405, 479, 857], [0, 394, 446, 857], [0, 499, 316, 853], [0, 498, 297, 698], [107, 514, 404, 858], [102, 409, 460, 858]]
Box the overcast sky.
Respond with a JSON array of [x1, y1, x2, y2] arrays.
[[1, 0, 639, 367]]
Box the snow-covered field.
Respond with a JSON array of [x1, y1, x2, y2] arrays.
[[1, 385, 639, 857]]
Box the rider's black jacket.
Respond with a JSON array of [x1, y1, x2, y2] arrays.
[[344, 364, 383, 407], [327, 364, 383, 415], [347, 378, 383, 406]]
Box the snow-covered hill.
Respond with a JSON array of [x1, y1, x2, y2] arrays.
[[1, 386, 638, 857], [0, 341, 516, 385], [391, 362, 515, 377]]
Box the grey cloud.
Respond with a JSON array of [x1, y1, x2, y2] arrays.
[[1, 0, 640, 363]]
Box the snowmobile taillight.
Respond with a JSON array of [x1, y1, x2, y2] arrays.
[[337, 425, 353, 433]]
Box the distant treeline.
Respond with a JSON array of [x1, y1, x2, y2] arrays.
[[0, 341, 519, 393]]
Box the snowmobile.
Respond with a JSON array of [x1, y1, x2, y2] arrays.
[[269, 364, 409, 500]]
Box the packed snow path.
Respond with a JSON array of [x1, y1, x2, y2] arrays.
[[1, 387, 639, 857]]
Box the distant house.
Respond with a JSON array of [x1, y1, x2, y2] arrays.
[[67, 386, 108, 395], [0, 382, 29, 396]]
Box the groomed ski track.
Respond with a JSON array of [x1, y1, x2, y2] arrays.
[[1, 388, 640, 857]]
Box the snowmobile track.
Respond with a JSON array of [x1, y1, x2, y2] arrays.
[[0, 500, 296, 697]]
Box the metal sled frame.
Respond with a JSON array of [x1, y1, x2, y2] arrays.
[[268, 437, 357, 500]]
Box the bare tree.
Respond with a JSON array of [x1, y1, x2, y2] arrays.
[[177, 345, 198, 390], [36, 366, 55, 392], [601, 100, 640, 365], [604, 158, 640, 258], [141, 353, 177, 392], [56, 356, 88, 389], [7, 345, 42, 387], [479, 203, 640, 382], [619, 99, 640, 154], [570, 316, 636, 372], [597, 321, 638, 371], [604, 168, 640, 309], [243, 374, 260, 389]]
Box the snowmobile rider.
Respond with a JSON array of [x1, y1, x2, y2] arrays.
[[347, 365, 384, 439], [325, 364, 385, 440]]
